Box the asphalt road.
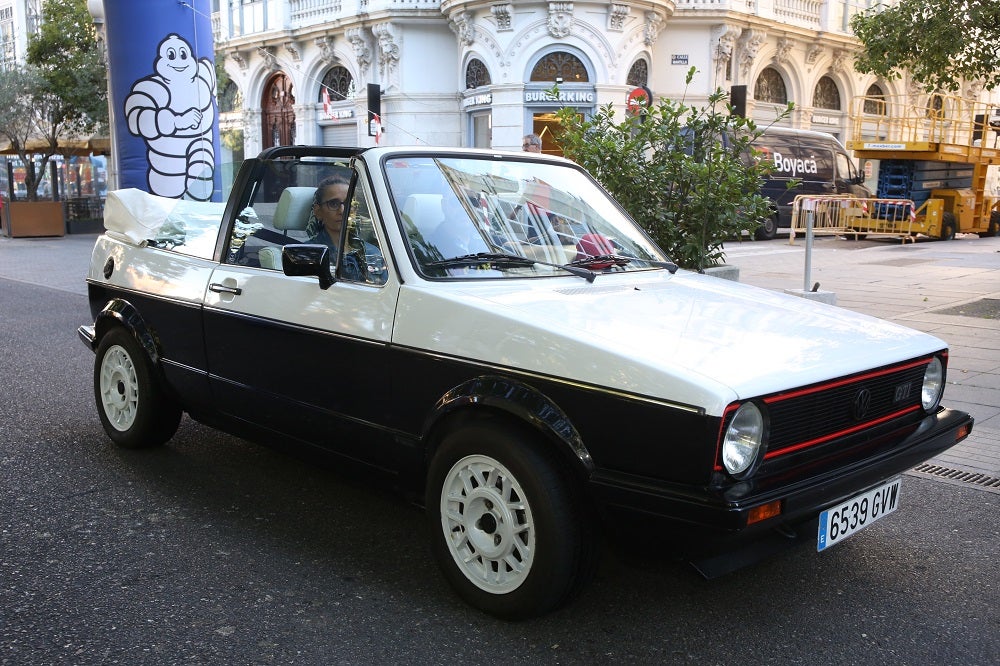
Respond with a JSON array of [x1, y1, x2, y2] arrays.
[[1, 278, 997, 665]]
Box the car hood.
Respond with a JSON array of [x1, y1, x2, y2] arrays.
[[393, 270, 945, 416]]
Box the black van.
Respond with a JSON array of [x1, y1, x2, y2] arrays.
[[752, 127, 870, 239]]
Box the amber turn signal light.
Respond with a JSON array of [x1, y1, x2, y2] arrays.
[[747, 500, 783, 525]]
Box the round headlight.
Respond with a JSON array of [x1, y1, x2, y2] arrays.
[[722, 402, 766, 477], [921, 356, 944, 412]]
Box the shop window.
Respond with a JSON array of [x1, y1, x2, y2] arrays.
[[530, 52, 588, 83], [813, 76, 841, 111], [465, 58, 491, 89], [219, 80, 242, 113], [754, 67, 787, 105]]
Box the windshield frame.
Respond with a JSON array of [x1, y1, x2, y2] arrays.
[[381, 151, 671, 281]]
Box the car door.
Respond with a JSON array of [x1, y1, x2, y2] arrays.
[[202, 157, 400, 465]]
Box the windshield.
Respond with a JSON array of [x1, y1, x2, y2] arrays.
[[385, 155, 669, 279]]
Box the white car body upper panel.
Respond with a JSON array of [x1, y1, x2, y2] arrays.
[[88, 235, 216, 304], [91, 230, 946, 418], [391, 268, 944, 416]]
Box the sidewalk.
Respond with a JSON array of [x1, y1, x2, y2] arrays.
[[2, 230, 998, 492], [725, 233, 1000, 492]]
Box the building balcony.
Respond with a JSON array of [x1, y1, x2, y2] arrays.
[[214, 0, 873, 43]]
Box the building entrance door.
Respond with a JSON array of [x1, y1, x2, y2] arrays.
[[262, 73, 296, 149]]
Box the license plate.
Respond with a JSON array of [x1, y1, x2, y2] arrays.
[[817, 478, 901, 551]]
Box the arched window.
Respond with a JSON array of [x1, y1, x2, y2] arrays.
[[318, 66, 353, 102], [465, 58, 491, 89], [863, 84, 886, 115], [754, 67, 787, 104], [927, 93, 945, 119], [626, 59, 648, 88], [813, 76, 841, 110], [219, 80, 242, 113], [530, 51, 588, 82]]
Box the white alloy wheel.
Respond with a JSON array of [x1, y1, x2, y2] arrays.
[[440, 454, 535, 594], [427, 419, 597, 619], [99, 344, 139, 431], [92, 327, 181, 448]]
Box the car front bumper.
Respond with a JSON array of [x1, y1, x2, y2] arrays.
[[588, 407, 973, 573]]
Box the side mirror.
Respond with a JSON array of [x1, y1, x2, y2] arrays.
[[282, 244, 335, 289]]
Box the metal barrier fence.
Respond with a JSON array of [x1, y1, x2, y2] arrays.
[[790, 195, 917, 243]]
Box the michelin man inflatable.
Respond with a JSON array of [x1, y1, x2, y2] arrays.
[[124, 34, 217, 201]]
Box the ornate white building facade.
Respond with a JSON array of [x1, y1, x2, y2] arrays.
[[212, 0, 997, 163]]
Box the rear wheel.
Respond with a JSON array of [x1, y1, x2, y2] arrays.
[[754, 215, 778, 241], [426, 418, 596, 619], [939, 212, 956, 241], [94, 327, 181, 448]]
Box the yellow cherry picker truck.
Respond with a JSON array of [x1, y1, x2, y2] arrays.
[[842, 92, 1000, 240]]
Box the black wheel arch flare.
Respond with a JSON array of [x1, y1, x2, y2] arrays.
[[94, 298, 163, 368], [424, 374, 595, 480]]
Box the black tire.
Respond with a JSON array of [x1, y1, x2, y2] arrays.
[[754, 215, 778, 241], [93, 327, 181, 449], [426, 417, 596, 620], [984, 211, 999, 237], [939, 212, 956, 241]]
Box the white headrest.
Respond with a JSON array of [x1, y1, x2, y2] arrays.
[[274, 186, 316, 231]]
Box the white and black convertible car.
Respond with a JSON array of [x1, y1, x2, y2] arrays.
[[80, 146, 973, 619]]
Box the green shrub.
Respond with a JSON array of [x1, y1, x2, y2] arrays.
[[555, 68, 791, 271]]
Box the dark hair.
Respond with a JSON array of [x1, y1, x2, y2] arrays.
[[313, 172, 351, 205]]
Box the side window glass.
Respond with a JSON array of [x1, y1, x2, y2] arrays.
[[223, 159, 352, 270], [835, 152, 853, 182], [343, 186, 388, 285]]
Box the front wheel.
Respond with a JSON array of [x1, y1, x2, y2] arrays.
[[939, 212, 957, 241], [984, 211, 999, 237], [94, 327, 181, 448], [426, 419, 596, 620]]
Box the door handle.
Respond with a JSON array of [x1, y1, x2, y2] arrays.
[[209, 282, 243, 296]]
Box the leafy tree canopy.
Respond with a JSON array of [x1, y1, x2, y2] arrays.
[[851, 0, 1000, 92], [555, 69, 788, 271], [25, 0, 107, 129], [0, 0, 107, 200]]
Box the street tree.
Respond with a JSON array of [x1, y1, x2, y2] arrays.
[[555, 69, 787, 271], [850, 0, 1000, 93], [0, 0, 106, 201]]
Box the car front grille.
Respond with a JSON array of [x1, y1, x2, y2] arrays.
[[762, 356, 934, 461]]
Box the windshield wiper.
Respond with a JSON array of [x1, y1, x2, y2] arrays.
[[568, 254, 679, 274], [428, 252, 599, 282]]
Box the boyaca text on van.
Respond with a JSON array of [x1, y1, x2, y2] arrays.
[[772, 152, 819, 178]]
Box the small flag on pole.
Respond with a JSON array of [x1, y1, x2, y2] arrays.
[[322, 87, 332, 119]]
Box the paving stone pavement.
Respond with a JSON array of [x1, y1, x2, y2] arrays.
[[2, 229, 998, 492], [725, 232, 1000, 493]]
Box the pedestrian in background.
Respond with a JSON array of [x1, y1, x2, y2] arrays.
[[522, 133, 542, 152]]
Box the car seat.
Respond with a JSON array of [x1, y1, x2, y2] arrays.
[[258, 186, 315, 270]]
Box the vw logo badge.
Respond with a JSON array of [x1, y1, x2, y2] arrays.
[[853, 388, 873, 420]]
